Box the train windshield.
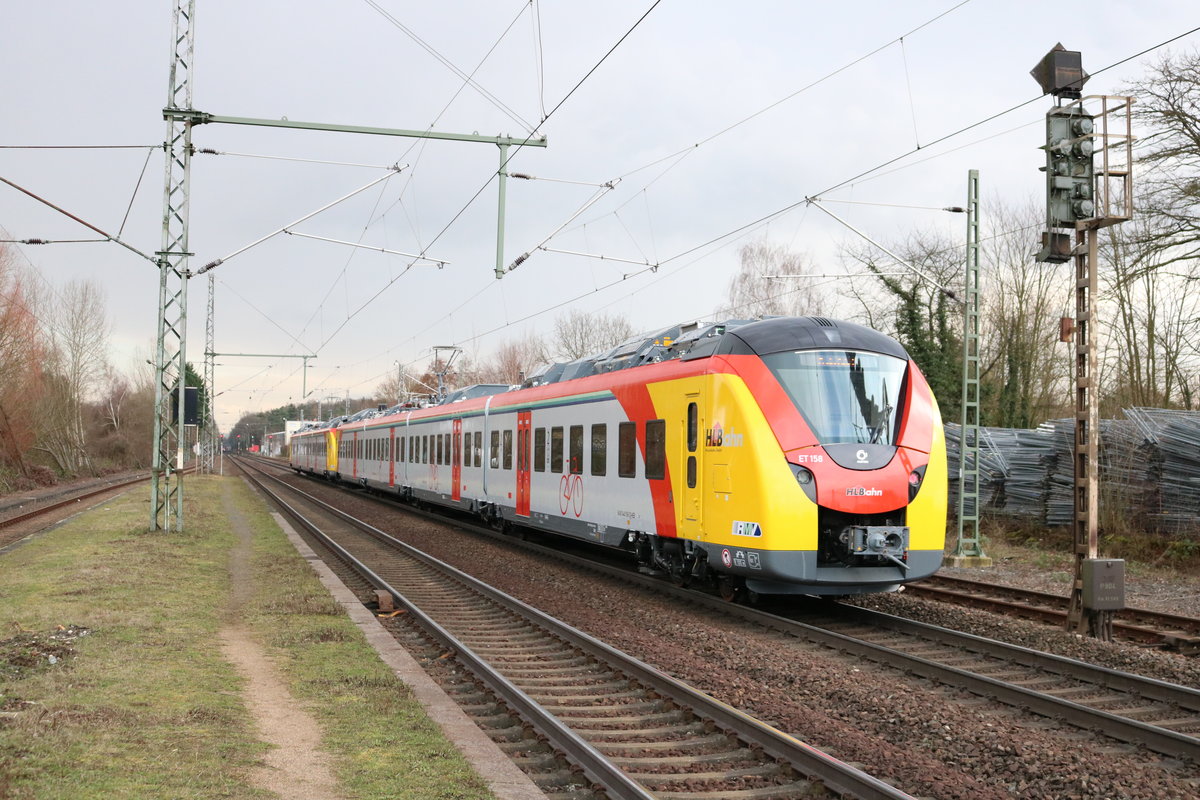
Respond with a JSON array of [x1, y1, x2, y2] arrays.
[[763, 350, 907, 445]]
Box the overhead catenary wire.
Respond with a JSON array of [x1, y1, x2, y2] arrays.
[[0, 175, 156, 264], [262, 0, 668, 404], [282, 230, 450, 265], [281, 0, 540, 366], [505, 181, 619, 272], [194, 166, 405, 276], [225, 13, 1196, 423], [194, 148, 402, 170], [361, 0, 537, 133], [118, 145, 155, 238]]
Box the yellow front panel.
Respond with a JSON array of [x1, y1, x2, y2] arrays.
[[906, 396, 948, 551], [646, 373, 818, 553]]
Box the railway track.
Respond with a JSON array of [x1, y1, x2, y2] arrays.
[[907, 573, 1200, 655], [250, 456, 1200, 764], [0, 472, 158, 549], [234, 457, 912, 800]]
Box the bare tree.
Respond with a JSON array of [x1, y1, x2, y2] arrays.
[[980, 201, 1073, 426], [551, 310, 635, 361], [1101, 213, 1200, 410], [841, 230, 963, 422], [717, 240, 827, 319], [1123, 51, 1200, 270], [0, 245, 45, 481], [36, 279, 110, 475], [475, 334, 548, 384]]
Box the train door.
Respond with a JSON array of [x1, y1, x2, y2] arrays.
[[388, 427, 396, 487], [325, 429, 339, 474], [352, 431, 359, 479], [452, 419, 462, 502], [679, 390, 704, 538], [516, 411, 532, 517]]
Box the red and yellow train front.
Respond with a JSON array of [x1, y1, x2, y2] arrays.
[[648, 329, 946, 596]]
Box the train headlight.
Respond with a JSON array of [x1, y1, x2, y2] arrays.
[[908, 466, 927, 501], [789, 463, 817, 502]]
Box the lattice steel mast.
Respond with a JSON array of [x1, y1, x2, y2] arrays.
[[947, 170, 990, 567], [151, 0, 196, 531]]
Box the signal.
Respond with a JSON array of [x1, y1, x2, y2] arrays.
[[1045, 106, 1096, 227]]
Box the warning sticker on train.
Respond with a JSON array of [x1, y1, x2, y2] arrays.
[[721, 548, 732, 568]]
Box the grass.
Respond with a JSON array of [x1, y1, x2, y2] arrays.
[[0, 475, 495, 800]]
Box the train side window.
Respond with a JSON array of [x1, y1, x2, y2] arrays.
[[687, 456, 697, 488], [618, 422, 636, 478], [534, 427, 546, 473], [551, 427, 563, 473], [591, 424, 606, 476], [490, 430, 500, 468], [503, 429, 513, 470], [422, 435, 428, 464], [569, 425, 583, 475], [687, 403, 698, 452], [443, 433, 451, 465], [463, 433, 470, 467], [645, 420, 666, 480], [473, 431, 482, 467], [433, 434, 441, 465]]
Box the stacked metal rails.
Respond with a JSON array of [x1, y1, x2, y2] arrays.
[[945, 408, 1200, 536]]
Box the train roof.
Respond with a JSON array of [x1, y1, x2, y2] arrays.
[[522, 315, 908, 390], [293, 317, 907, 431], [715, 316, 909, 360]]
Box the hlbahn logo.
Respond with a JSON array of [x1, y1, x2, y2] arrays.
[[846, 486, 883, 497], [705, 422, 744, 448]]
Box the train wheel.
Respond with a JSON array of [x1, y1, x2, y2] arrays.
[[669, 562, 691, 588], [717, 574, 745, 603]]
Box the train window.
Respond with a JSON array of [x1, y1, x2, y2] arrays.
[[687, 403, 698, 452], [463, 434, 470, 467], [422, 435, 429, 464], [503, 430, 513, 470], [687, 456, 697, 489], [534, 427, 546, 473], [591, 424, 606, 476], [569, 425, 583, 475], [443, 434, 451, 465], [434, 434, 442, 465], [490, 430, 500, 468], [645, 420, 666, 480], [618, 422, 636, 478], [551, 427, 563, 473], [473, 431, 482, 467]]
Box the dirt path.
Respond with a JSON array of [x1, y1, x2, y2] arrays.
[[218, 483, 347, 800]]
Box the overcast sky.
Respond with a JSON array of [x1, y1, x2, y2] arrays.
[[2, 1, 1197, 430]]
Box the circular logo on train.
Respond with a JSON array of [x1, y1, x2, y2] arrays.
[[721, 548, 732, 568]]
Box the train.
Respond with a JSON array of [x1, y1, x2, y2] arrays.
[[289, 316, 947, 598]]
